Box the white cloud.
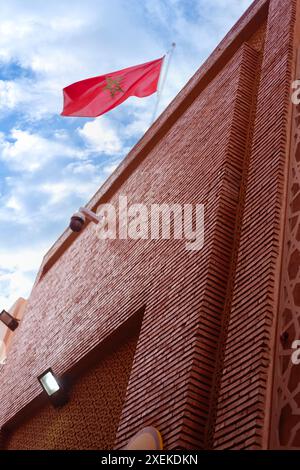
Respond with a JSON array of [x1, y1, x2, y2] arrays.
[[5, 195, 22, 212], [0, 0, 253, 121], [0, 77, 62, 119], [123, 103, 152, 138], [0, 80, 25, 109], [78, 118, 122, 155], [66, 160, 98, 175], [40, 178, 103, 205], [0, 0, 164, 120], [0, 128, 85, 172], [0, 244, 48, 309], [0, 159, 109, 264]]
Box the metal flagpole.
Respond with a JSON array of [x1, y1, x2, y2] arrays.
[[150, 42, 176, 126]]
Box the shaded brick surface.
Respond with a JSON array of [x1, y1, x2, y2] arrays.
[[3, 328, 139, 450]]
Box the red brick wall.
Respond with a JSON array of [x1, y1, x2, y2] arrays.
[[270, 0, 300, 450], [3, 327, 139, 450], [213, 0, 297, 450], [0, 41, 259, 450], [0, 0, 297, 451]]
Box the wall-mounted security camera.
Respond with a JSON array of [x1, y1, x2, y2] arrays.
[[69, 207, 100, 233], [0, 310, 19, 331], [69, 211, 86, 233]]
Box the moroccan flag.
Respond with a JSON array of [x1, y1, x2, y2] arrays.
[[61, 57, 164, 117]]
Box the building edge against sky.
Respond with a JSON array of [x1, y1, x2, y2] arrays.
[[1, 0, 300, 450]]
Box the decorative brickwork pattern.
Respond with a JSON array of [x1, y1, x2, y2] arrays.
[[213, 0, 297, 450], [205, 40, 264, 449], [247, 22, 266, 52], [115, 44, 260, 450], [3, 330, 138, 450], [270, 54, 300, 448]]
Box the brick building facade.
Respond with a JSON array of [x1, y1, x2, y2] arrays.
[[1, 0, 300, 450]]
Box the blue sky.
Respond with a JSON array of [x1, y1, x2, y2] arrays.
[[0, 0, 253, 308]]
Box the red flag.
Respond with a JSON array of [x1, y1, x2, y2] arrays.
[[61, 57, 164, 118]]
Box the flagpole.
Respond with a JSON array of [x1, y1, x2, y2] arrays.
[[150, 42, 176, 125]]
